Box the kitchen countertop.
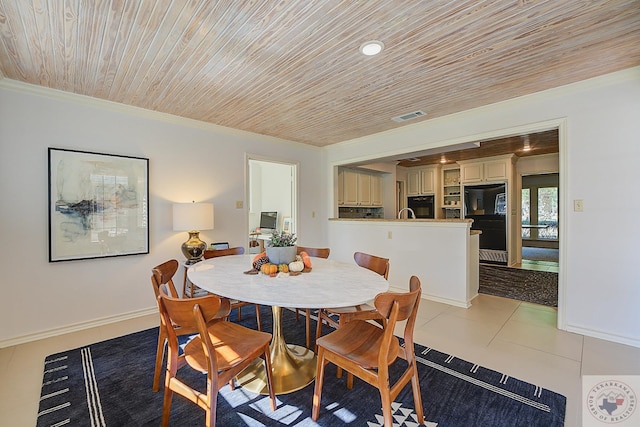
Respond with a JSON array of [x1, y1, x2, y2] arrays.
[[329, 217, 481, 235], [329, 217, 472, 223]]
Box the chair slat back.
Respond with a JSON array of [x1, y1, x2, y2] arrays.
[[297, 246, 330, 258], [374, 284, 421, 323], [192, 303, 220, 377], [151, 259, 179, 298], [354, 252, 389, 279], [375, 276, 422, 370], [203, 246, 245, 259], [158, 294, 223, 331]]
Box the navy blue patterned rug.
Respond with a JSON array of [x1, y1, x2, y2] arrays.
[[37, 308, 565, 426]]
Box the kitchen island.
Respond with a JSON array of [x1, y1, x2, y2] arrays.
[[328, 218, 479, 308]]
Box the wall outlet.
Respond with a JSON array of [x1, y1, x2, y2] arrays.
[[312, 211, 316, 218], [573, 199, 584, 212], [235, 200, 243, 209], [387, 231, 392, 239]]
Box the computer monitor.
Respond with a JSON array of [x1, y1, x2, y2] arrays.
[[259, 211, 277, 231]]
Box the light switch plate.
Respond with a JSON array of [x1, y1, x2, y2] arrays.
[[573, 199, 584, 212], [235, 200, 243, 209]]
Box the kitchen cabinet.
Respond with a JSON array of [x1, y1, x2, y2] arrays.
[[371, 174, 383, 206], [337, 169, 344, 205], [339, 168, 383, 207], [407, 166, 438, 195], [459, 155, 515, 184], [357, 172, 372, 206], [442, 166, 461, 218], [342, 169, 359, 205]]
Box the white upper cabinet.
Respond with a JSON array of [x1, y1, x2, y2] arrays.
[[357, 172, 372, 206], [337, 168, 344, 205], [371, 174, 383, 206], [339, 168, 383, 207], [407, 166, 438, 195], [407, 169, 421, 195], [459, 154, 516, 184], [342, 169, 359, 205]]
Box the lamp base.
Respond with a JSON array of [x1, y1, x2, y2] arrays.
[[181, 231, 207, 264]]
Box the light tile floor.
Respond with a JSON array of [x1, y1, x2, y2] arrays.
[[2, 294, 639, 426]]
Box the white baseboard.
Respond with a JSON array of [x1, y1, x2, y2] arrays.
[[0, 307, 157, 348], [566, 325, 640, 349], [422, 293, 471, 308]]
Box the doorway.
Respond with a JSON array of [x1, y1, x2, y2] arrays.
[[247, 158, 297, 253]]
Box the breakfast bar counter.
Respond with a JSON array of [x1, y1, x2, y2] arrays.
[[327, 217, 479, 308]]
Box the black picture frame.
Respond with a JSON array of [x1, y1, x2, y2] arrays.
[[48, 148, 149, 262]]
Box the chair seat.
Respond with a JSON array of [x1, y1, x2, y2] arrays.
[[324, 303, 376, 316], [316, 320, 399, 369], [184, 322, 272, 372]]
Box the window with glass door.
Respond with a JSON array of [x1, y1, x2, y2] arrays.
[[522, 174, 558, 242]]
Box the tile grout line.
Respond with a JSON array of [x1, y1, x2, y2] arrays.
[[485, 300, 522, 348]]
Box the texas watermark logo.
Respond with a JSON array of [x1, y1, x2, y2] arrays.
[[586, 378, 637, 424]]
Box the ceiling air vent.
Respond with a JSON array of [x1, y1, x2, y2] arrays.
[[392, 110, 426, 123]]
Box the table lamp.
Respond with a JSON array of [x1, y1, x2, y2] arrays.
[[172, 202, 214, 264]]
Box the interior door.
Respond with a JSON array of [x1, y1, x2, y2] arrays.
[[248, 158, 297, 252]]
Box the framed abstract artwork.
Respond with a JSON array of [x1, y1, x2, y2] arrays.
[[282, 216, 292, 233], [48, 148, 149, 262]]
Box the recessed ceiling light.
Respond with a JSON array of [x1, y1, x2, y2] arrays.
[[359, 40, 384, 56]]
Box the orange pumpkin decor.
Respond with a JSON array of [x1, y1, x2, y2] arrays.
[[299, 251, 312, 269], [260, 263, 278, 275]]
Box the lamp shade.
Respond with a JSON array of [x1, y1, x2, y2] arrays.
[[172, 202, 214, 231]]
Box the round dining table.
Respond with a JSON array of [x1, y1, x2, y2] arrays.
[[187, 254, 389, 395]]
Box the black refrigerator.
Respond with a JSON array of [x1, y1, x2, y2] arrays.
[[464, 183, 508, 264]]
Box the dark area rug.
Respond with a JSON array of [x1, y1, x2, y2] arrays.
[[37, 307, 565, 426], [479, 264, 558, 307]]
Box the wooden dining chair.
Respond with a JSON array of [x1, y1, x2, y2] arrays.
[[151, 259, 230, 392], [202, 246, 263, 331], [312, 276, 424, 427], [157, 293, 276, 427], [150, 259, 185, 392], [294, 246, 330, 348], [315, 251, 389, 346]]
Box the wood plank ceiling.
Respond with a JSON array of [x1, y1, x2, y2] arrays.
[[0, 0, 638, 147]]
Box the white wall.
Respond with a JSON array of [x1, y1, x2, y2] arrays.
[[325, 67, 640, 348], [0, 81, 325, 344]]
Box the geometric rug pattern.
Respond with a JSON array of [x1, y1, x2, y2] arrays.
[[37, 308, 566, 426]]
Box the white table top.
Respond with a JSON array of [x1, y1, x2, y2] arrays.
[[187, 254, 388, 309]]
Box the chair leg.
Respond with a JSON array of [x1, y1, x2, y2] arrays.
[[379, 386, 394, 427], [311, 348, 327, 421], [314, 310, 325, 352], [262, 346, 277, 411], [410, 364, 424, 424], [153, 329, 167, 392], [206, 376, 218, 427], [255, 305, 262, 332], [305, 309, 311, 349], [237, 306, 242, 321], [161, 382, 173, 427]]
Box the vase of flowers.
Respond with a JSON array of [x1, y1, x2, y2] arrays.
[[266, 231, 297, 264]]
